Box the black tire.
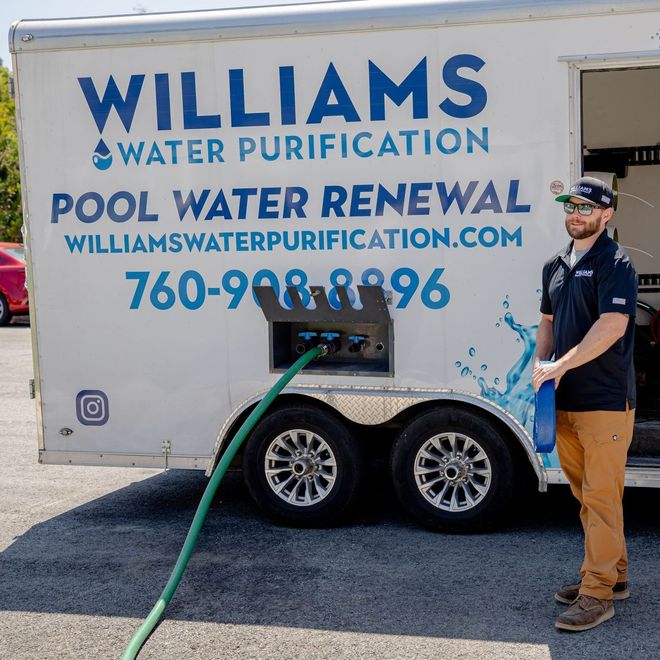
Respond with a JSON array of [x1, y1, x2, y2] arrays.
[[391, 407, 516, 533], [242, 405, 362, 527], [0, 293, 11, 326]]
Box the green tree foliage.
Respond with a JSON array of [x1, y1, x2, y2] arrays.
[[0, 64, 22, 242]]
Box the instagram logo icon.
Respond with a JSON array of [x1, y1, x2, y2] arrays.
[[76, 390, 109, 426]]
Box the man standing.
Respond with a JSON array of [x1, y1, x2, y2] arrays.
[[532, 176, 637, 631]]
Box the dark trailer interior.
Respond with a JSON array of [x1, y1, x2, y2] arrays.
[[582, 65, 660, 468]]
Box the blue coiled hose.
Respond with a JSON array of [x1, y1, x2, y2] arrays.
[[533, 361, 556, 453]]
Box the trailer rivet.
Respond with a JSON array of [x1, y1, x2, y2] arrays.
[[21, 34, 34, 42]]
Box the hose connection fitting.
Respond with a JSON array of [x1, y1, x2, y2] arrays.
[[348, 334, 367, 353], [319, 331, 341, 354], [296, 331, 318, 355]]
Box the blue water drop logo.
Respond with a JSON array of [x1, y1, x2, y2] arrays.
[[92, 139, 112, 170]]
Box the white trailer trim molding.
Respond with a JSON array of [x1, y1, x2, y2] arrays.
[[39, 450, 208, 471]]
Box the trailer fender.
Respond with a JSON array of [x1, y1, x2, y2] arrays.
[[207, 385, 547, 491]]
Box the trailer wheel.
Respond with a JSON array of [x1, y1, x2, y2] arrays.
[[0, 293, 11, 326], [242, 405, 362, 526], [391, 407, 515, 533]]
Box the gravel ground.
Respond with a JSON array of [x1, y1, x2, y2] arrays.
[[1, 322, 659, 659]]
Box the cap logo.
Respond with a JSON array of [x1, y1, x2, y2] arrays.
[[572, 185, 592, 194]]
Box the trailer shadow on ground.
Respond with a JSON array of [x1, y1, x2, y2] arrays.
[[1, 469, 659, 658]]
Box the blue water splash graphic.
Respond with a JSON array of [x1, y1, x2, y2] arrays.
[[455, 297, 559, 467], [93, 139, 112, 171], [456, 298, 536, 427], [475, 311, 537, 428]]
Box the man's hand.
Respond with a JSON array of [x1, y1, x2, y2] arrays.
[[533, 314, 555, 392], [532, 359, 566, 392]]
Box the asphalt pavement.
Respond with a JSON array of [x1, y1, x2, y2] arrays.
[[1, 322, 659, 659]]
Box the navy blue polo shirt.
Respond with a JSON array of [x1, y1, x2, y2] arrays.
[[540, 230, 637, 412]]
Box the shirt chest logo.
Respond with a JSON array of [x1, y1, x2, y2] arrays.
[[574, 269, 594, 278]]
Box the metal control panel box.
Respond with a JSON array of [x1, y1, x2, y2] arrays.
[[254, 285, 393, 376]]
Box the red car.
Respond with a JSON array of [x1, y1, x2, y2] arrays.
[[0, 242, 29, 325]]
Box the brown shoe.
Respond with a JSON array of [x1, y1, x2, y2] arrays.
[[555, 595, 614, 631], [555, 580, 630, 605]]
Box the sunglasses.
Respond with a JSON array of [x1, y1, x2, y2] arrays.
[[563, 201, 603, 216]]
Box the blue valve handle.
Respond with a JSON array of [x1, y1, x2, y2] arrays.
[[319, 332, 341, 340], [298, 332, 318, 340], [533, 361, 556, 453], [348, 335, 366, 343]]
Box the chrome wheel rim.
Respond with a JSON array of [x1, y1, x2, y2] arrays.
[[414, 432, 492, 512], [264, 429, 337, 507]]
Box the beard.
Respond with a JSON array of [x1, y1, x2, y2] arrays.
[[565, 216, 601, 240]]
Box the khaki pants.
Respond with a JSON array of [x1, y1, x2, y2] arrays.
[[555, 406, 635, 600]]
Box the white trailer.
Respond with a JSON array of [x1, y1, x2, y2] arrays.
[[10, 0, 660, 531]]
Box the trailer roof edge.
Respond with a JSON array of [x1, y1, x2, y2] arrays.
[[9, 1, 660, 55]]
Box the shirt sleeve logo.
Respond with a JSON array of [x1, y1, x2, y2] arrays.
[[612, 297, 627, 305]]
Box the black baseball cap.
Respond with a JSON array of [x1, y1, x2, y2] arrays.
[[555, 176, 614, 208]]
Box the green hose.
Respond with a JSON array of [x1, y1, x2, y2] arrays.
[[122, 345, 326, 660]]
